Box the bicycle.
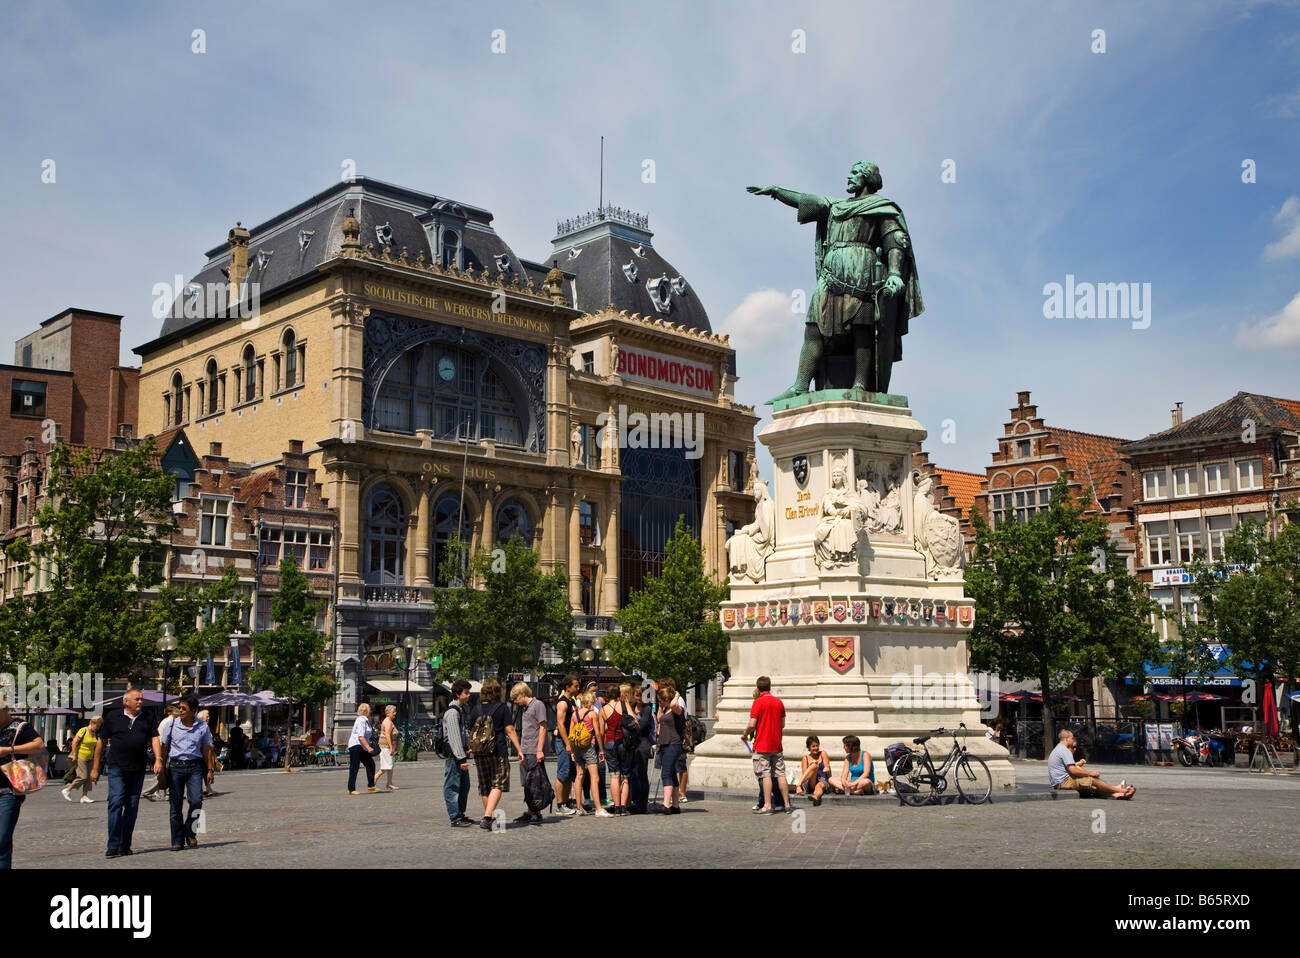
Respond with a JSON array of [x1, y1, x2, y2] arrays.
[[890, 723, 993, 806]]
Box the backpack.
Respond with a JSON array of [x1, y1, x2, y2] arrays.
[[523, 759, 555, 813], [433, 705, 461, 759], [567, 709, 593, 749], [468, 708, 498, 757], [684, 714, 706, 754], [617, 705, 641, 751], [884, 742, 912, 777]]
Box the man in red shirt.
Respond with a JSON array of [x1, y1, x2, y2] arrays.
[[743, 676, 790, 814]]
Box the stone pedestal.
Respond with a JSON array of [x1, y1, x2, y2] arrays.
[[691, 393, 1015, 792]]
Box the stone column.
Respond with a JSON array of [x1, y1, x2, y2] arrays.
[[414, 483, 432, 587], [568, 492, 582, 610], [601, 494, 619, 614], [335, 466, 362, 585], [405, 512, 420, 586]]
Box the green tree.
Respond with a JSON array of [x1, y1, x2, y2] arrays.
[[608, 516, 730, 691], [142, 565, 250, 690], [430, 535, 576, 683], [0, 439, 175, 680], [967, 475, 1158, 746], [1184, 507, 1300, 726], [249, 556, 336, 769]]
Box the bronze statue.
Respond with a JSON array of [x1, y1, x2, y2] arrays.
[[748, 161, 922, 400]]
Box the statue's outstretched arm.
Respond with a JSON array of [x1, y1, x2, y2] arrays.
[[746, 185, 802, 208]]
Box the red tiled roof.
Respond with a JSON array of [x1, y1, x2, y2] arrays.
[[235, 470, 274, 506], [933, 468, 984, 520], [1047, 426, 1130, 504]]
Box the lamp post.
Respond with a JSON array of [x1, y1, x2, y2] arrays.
[[402, 634, 417, 759], [157, 623, 178, 694]]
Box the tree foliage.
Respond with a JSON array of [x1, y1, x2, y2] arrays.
[[608, 516, 730, 690], [1183, 507, 1300, 690], [249, 556, 336, 767], [966, 475, 1158, 743], [0, 440, 175, 679], [429, 534, 576, 683]]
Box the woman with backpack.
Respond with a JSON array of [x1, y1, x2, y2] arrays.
[[569, 688, 609, 817], [467, 678, 524, 830], [655, 685, 685, 814], [600, 682, 637, 817]]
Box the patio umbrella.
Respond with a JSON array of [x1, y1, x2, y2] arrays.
[[999, 690, 1042, 703], [1262, 681, 1280, 741], [91, 690, 178, 707], [250, 690, 289, 705], [199, 691, 243, 707]]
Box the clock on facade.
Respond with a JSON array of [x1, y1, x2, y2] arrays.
[[437, 356, 455, 381]]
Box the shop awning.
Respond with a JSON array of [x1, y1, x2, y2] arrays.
[[365, 679, 433, 695], [1128, 645, 1243, 687]]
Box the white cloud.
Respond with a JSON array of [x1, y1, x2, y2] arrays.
[[1264, 195, 1300, 260], [718, 288, 799, 350], [1236, 289, 1300, 348]]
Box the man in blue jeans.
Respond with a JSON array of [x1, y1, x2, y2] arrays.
[[443, 680, 473, 827], [91, 689, 162, 858], [159, 692, 215, 850]]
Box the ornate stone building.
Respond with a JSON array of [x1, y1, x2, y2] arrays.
[[132, 177, 758, 738]]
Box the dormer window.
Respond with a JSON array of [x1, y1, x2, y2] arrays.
[[440, 228, 461, 270], [647, 274, 673, 313], [493, 253, 512, 273], [623, 262, 638, 283], [299, 229, 314, 251], [630, 244, 646, 258], [670, 276, 688, 295], [256, 248, 273, 270], [375, 223, 394, 246]]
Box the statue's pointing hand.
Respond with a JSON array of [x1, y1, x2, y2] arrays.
[[746, 185, 773, 196]]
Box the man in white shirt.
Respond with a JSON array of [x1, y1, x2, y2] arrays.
[[1048, 729, 1134, 798]]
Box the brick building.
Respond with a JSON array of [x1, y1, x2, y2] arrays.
[[1120, 393, 1300, 696], [4, 308, 139, 456]]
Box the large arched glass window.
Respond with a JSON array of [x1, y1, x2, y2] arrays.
[[364, 484, 407, 585], [496, 498, 533, 544], [283, 329, 298, 388], [433, 493, 474, 584], [363, 631, 399, 674], [374, 345, 526, 447], [171, 373, 184, 426], [243, 345, 257, 402]]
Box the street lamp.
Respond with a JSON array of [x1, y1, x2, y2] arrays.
[[590, 636, 605, 691], [157, 623, 178, 694], [402, 634, 418, 759]]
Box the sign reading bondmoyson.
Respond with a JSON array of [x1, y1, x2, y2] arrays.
[[616, 346, 715, 399]]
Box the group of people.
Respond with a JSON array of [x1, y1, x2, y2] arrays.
[[344, 703, 402, 794], [436, 674, 696, 829]]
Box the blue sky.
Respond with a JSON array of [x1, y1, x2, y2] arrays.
[[2, 0, 1298, 477]]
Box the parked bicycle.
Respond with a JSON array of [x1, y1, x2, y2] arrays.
[[889, 723, 993, 806]]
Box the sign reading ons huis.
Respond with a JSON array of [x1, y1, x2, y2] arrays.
[[617, 345, 715, 399]]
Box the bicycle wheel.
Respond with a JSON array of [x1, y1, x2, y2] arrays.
[[954, 754, 992, 804], [895, 763, 938, 807]]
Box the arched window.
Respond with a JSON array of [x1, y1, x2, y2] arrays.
[[433, 494, 474, 584], [373, 345, 526, 447], [205, 359, 218, 415], [363, 631, 399, 674], [243, 345, 257, 402], [283, 329, 298, 388], [364, 484, 407, 585], [440, 229, 460, 269], [496, 498, 533, 544], [171, 373, 184, 426]]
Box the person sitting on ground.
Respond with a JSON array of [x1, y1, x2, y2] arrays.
[[828, 735, 875, 795], [796, 735, 834, 806], [1048, 729, 1134, 798]]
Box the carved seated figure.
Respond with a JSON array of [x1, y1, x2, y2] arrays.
[[912, 471, 965, 578], [726, 480, 775, 582], [814, 467, 865, 569]]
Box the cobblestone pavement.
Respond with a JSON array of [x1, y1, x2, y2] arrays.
[[20, 758, 1300, 869]]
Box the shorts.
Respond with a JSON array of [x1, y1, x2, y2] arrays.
[[604, 741, 632, 776], [553, 737, 576, 783], [676, 751, 688, 775], [573, 743, 599, 767], [1053, 774, 1095, 794], [378, 747, 394, 771], [753, 752, 786, 779], [474, 754, 510, 796]]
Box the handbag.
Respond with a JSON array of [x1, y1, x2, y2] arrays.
[[2, 723, 47, 794]]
